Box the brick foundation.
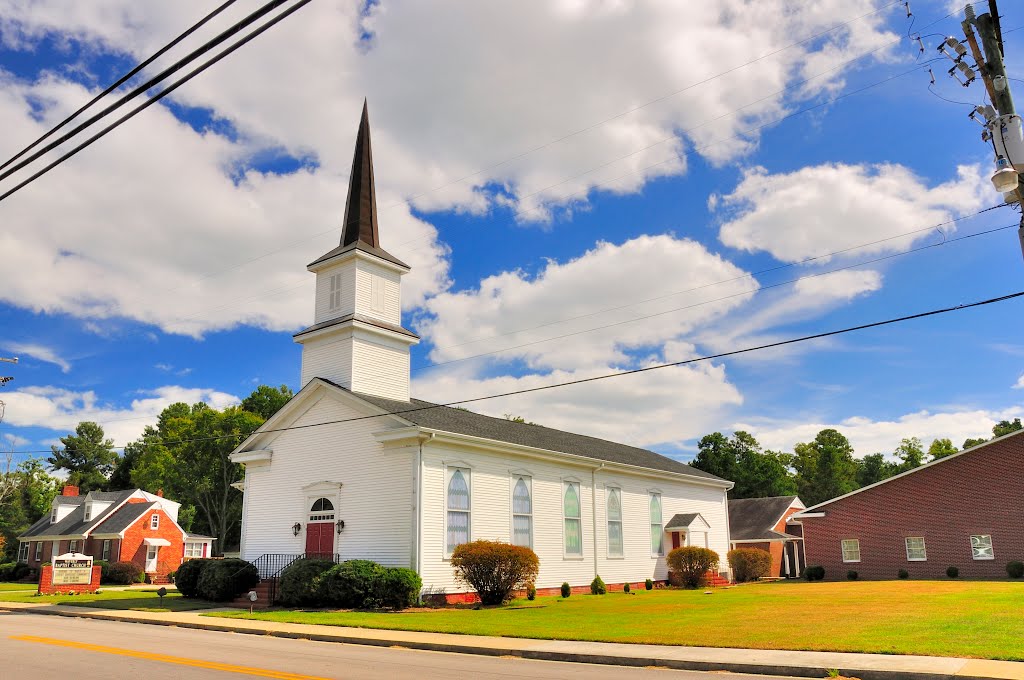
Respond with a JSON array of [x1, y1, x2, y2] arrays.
[[423, 580, 667, 605], [38, 565, 102, 595]]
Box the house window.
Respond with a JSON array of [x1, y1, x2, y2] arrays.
[[309, 498, 335, 521], [649, 493, 664, 556], [970, 535, 994, 560], [371, 277, 385, 313], [50, 507, 57, 524], [607, 487, 623, 557], [18, 542, 29, 563], [563, 482, 582, 556], [68, 539, 79, 552], [905, 537, 927, 561], [841, 539, 861, 563], [511, 476, 532, 548], [34, 542, 42, 561], [150, 514, 160, 530], [101, 540, 111, 561], [329, 273, 342, 311], [446, 468, 470, 554], [83, 504, 92, 522], [184, 542, 203, 559]]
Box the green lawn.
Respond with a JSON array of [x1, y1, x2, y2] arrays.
[[0, 583, 36, 592], [0, 588, 220, 612], [208, 581, 1024, 660]]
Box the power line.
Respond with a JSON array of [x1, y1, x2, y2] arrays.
[[10, 287, 1024, 455], [0, 0, 311, 203], [0, 0, 238, 175]]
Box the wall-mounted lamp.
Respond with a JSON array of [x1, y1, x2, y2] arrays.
[[292, 522, 302, 536], [336, 520, 345, 535]]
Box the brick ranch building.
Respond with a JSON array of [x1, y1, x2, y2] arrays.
[[17, 486, 215, 584], [793, 430, 1024, 580]]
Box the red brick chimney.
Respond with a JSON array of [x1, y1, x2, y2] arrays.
[[156, 489, 164, 498], [62, 485, 79, 497]]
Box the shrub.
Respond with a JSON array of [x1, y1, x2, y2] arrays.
[[560, 582, 571, 598], [898, 569, 909, 580], [450, 540, 540, 606], [377, 567, 422, 610], [0, 562, 17, 581], [623, 582, 631, 593], [526, 583, 536, 601], [946, 566, 959, 579], [727, 548, 772, 583], [105, 561, 144, 585], [803, 565, 825, 581], [197, 559, 259, 602], [847, 570, 858, 581], [174, 559, 211, 597], [1007, 560, 1024, 578], [667, 546, 720, 589], [93, 560, 109, 583], [590, 575, 606, 595], [278, 558, 335, 607], [644, 578, 653, 591], [322, 560, 387, 608]]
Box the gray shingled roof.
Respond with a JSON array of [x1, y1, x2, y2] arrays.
[[728, 496, 799, 541], [20, 490, 137, 539], [294, 313, 418, 341], [333, 384, 728, 483], [308, 240, 409, 270], [92, 502, 156, 535], [665, 513, 708, 530]]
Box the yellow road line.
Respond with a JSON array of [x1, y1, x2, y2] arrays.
[[9, 635, 333, 680]]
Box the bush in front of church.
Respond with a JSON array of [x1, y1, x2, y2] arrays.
[[196, 558, 259, 601], [278, 558, 336, 607], [450, 540, 539, 606], [174, 558, 211, 597], [727, 548, 772, 583], [318, 560, 421, 610], [105, 561, 145, 585], [666, 546, 720, 589]]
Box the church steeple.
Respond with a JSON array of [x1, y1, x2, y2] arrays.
[[340, 99, 379, 248]]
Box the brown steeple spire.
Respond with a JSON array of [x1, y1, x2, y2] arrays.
[[340, 99, 379, 248]]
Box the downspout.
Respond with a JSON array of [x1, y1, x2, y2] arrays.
[[592, 463, 604, 578]]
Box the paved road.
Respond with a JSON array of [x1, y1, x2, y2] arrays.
[[0, 611, 801, 680]]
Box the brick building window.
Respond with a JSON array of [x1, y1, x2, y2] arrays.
[[970, 535, 994, 560], [68, 539, 78, 552], [841, 539, 861, 562], [101, 540, 111, 561], [905, 537, 927, 561], [150, 514, 160, 530], [18, 542, 29, 562], [34, 542, 42, 561]]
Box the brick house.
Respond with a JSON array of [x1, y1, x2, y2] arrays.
[[793, 430, 1024, 580], [17, 486, 215, 584], [728, 496, 806, 577]]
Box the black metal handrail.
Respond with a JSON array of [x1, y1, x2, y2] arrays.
[[252, 552, 343, 604]]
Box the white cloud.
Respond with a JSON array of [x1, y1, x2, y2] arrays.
[[736, 407, 1024, 456], [716, 163, 988, 262], [418, 234, 757, 371], [0, 1, 899, 334], [0, 384, 240, 446], [2, 432, 31, 448], [1014, 375, 1024, 390], [1, 341, 71, 372]]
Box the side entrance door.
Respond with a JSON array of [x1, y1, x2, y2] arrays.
[[145, 545, 158, 572]]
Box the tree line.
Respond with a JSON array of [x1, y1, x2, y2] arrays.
[[689, 418, 1022, 506], [0, 385, 292, 561]]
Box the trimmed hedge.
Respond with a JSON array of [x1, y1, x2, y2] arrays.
[[803, 565, 825, 581], [377, 567, 422, 610], [847, 570, 858, 581], [196, 558, 259, 602], [590, 575, 606, 595], [946, 566, 959, 579], [105, 561, 144, 585], [560, 582, 571, 598], [667, 546, 720, 589], [318, 560, 421, 610], [727, 548, 772, 583], [450, 540, 539, 605], [644, 578, 653, 590], [623, 582, 631, 593], [0, 562, 30, 581], [526, 583, 536, 600], [1007, 560, 1024, 578], [898, 569, 910, 580], [278, 558, 335, 607], [174, 559, 210, 598]]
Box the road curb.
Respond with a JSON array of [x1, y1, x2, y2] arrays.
[[0, 604, 1006, 680]]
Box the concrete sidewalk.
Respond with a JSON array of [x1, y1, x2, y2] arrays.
[[1, 600, 1020, 680]]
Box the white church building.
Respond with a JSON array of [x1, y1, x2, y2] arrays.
[[231, 102, 734, 599]]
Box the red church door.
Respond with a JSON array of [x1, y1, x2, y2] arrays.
[[305, 498, 336, 557]]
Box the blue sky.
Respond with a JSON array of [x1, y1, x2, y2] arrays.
[[0, 0, 1022, 462]]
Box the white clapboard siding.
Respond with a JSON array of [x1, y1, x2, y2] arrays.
[[314, 260, 357, 323], [299, 335, 354, 389], [353, 259, 402, 325], [240, 391, 414, 567], [417, 441, 730, 593], [350, 337, 410, 401]]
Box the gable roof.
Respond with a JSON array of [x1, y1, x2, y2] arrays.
[[92, 502, 157, 535], [794, 428, 1024, 515], [330, 383, 729, 484], [665, 513, 711, 530], [20, 490, 138, 539], [728, 496, 801, 541]]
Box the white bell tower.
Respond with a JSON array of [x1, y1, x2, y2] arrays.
[[294, 100, 418, 401]]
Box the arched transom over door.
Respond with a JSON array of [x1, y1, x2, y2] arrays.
[[306, 497, 335, 557]]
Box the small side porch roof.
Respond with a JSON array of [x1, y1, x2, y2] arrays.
[[143, 538, 171, 547], [665, 512, 711, 531]]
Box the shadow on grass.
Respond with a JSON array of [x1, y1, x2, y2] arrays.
[[64, 597, 221, 612]]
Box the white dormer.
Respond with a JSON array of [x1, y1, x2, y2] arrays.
[[50, 499, 77, 524], [82, 493, 115, 523]]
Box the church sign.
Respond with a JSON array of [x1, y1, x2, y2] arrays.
[[52, 553, 93, 585]]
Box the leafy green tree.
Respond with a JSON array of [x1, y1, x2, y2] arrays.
[[241, 384, 294, 420], [993, 418, 1022, 439], [893, 437, 925, 472], [131, 403, 263, 552], [856, 452, 898, 487], [48, 422, 116, 492], [962, 437, 988, 450], [0, 459, 61, 561], [689, 433, 736, 483], [690, 431, 795, 498], [107, 439, 144, 490], [927, 438, 958, 461], [792, 429, 858, 507]]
